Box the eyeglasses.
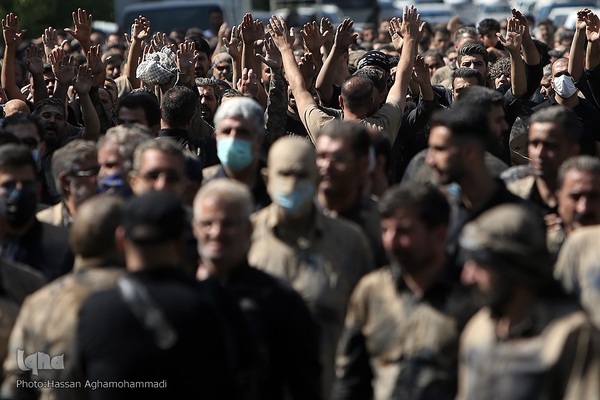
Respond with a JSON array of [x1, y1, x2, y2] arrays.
[[71, 165, 101, 178], [316, 152, 355, 164], [194, 218, 245, 232], [140, 169, 182, 184]]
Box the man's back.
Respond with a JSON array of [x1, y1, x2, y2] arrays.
[[77, 268, 238, 400]]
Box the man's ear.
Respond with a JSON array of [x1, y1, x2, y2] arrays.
[[261, 167, 269, 185], [115, 225, 127, 253], [58, 172, 71, 194], [339, 95, 345, 110]]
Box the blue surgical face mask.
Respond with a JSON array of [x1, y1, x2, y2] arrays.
[[273, 180, 315, 216], [217, 137, 253, 171]]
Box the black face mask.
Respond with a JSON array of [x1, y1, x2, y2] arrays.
[[6, 188, 37, 228]]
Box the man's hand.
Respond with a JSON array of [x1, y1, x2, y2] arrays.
[[49, 47, 76, 84], [2, 13, 26, 47], [299, 52, 317, 86], [256, 37, 282, 70], [320, 17, 334, 47], [131, 15, 151, 42], [177, 41, 197, 74], [64, 8, 92, 49], [267, 16, 294, 51], [498, 17, 524, 54], [237, 67, 259, 97], [151, 32, 170, 52], [73, 65, 94, 95], [87, 45, 105, 77], [585, 10, 600, 43], [399, 6, 424, 42], [223, 25, 243, 60], [511, 8, 531, 36], [412, 54, 430, 86], [389, 17, 404, 51], [333, 18, 357, 51], [42, 27, 60, 58], [240, 13, 263, 45], [302, 21, 328, 54], [25, 44, 44, 76]]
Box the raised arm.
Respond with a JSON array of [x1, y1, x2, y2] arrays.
[[87, 45, 114, 134], [302, 21, 327, 71], [73, 65, 100, 141], [25, 45, 49, 104], [240, 14, 267, 108], [126, 16, 151, 89], [387, 8, 421, 105], [1, 13, 27, 101], [498, 17, 527, 99], [512, 9, 540, 66], [315, 18, 356, 105], [569, 9, 589, 82], [223, 25, 243, 86], [48, 47, 76, 103], [257, 37, 288, 144], [585, 10, 600, 70], [268, 16, 317, 127]]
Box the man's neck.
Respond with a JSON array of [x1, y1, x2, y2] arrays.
[[224, 161, 258, 188], [6, 218, 35, 238], [275, 205, 314, 240], [458, 168, 498, 209], [535, 175, 558, 208], [495, 287, 537, 340], [554, 94, 579, 109], [401, 254, 446, 297], [317, 187, 358, 216]]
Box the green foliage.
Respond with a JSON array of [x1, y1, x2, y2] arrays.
[[1, 0, 114, 40]]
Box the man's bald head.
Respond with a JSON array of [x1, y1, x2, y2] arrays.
[[268, 137, 318, 184], [4, 99, 30, 116]]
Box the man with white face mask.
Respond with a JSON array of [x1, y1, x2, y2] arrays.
[[531, 58, 600, 155], [202, 97, 271, 211]]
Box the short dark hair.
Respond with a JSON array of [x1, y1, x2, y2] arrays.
[[477, 18, 501, 36], [451, 67, 485, 87], [161, 86, 197, 128], [429, 104, 493, 151], [353, 68, 386, 94], [529, 105, 581, 144], [558, 155, 600, 189], [1, 113, 45, 141], [454, 86, 504, 112], [379, 183, 450, 228], [33, 98, 66, 119], [458, 42, 490, 66], [116, 91, 161, 128], [316, 120, 371, 158], [0, 144, 37, 175], [341, 75, 374, 110], [489, 57, 511, 81]]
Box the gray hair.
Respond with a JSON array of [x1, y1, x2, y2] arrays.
[[193, 179, 254, 221], [98, 124, 151, 175], [52, 139, 97, 196], [131, 138, 185, 173], [213, 97, 265, 137]]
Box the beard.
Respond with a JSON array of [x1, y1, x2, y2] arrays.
[[473, 274, 515, 318]]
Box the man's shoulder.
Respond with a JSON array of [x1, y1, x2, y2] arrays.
[[202, 164, 226, 182], [36, 203, 64, 227], [505, 173, 536, 199]]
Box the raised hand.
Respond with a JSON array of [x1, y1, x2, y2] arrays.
[[498, 17, 524, 53], [131, 15, 151, 42], [151, 32, 169, 52], [2, 13, 26, 47], [240, 13, 263, 44], [320, 17, 334, 46], [389, 17, 404, 50], [25, 44, 45, 76], [177, 41, 197, 74], [49, 47, 76, 84], [302, 21, 328, 53], [267, 16, 294, 50], [333, 18, 357, 51], [43, 27, 59, 57], [65, 8, 92, 49], [73, 65, 94, 95], [585, 10, 600, 42], [511, 8, 531, 36], [412, 54, 430, 86], [223, 25, 242, 60], [237, 67, 259, 97], [399, 6, 424, 42], [299, 52, 317, 85], [256, 37, 282, 70], [87, 45, 104, 76]]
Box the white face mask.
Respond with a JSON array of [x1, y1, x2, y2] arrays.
[[553, 74, 578, 99]]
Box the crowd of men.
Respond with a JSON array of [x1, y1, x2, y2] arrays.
[[0, 3, 599, 399]]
